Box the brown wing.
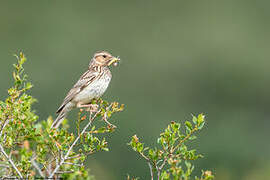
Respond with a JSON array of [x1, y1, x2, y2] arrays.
[[56, 68, 99, 114]]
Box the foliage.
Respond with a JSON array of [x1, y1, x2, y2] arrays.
[[0, 53, 124, 179], [0, 52, 214, 179], [128, 114, 214, 180]]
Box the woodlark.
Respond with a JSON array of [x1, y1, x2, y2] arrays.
[[51, 51, 120, 128]]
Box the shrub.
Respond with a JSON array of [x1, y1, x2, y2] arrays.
[[128, 115, 214, 180], [0, 53, 214, 179], [0, 53, 123, 179]]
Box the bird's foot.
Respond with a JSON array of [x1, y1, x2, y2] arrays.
[[77, 103, 99, 113]]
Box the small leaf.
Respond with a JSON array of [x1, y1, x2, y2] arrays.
[[185, 121, 193, 131], [197, 113, 205, 125], [189, 135, 197, 140], [137, 143, 143, 153], [198, 121, 205, 130], [192, 115, 197, 125]]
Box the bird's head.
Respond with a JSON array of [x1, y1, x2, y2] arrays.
[[89, 51, 120, 67]]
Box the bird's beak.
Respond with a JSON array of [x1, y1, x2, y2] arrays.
[[108, 56, 120, 66]]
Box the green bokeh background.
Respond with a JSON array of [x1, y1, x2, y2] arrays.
[[1, 1, 270, 179]]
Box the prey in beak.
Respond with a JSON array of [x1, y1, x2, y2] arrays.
[[108, 56, 120, 67]]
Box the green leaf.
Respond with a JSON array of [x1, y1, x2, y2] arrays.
[[172, 122, 180, 132], [192, 115, 197, 125], [148, 149, 154, 157], [185, 121, 193, 131], [197, 113, 205, 125], [188, 135, 197, 140], [198, 121, 205, 130], [137, 143, 143, 153]]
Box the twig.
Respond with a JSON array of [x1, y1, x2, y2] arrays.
[[104, 104, 117, 128], [156, 158, 168, 180], [156, 163, 160, 180], [49, 110, 101, 178], [137, 151, 155, 180], [55, 141, 62, 161], [56, 170, 74, 174], [31, 159, 45, 178], [0, 164, 9, 168], [2, 133, 7, 144], [43, 164, 49, 176], [138, 151, 149, 162], [0, 119, 10, 138], [103, 113, 116, 128], [63, 162, 83, 166], [137, 151, 154, 180], [65, 154, 81, 160], [171, 127, 198, 153], [0, 144, 23, 178], [148, 162, 154, 180], [65, 151, 94, 160], [159, 158, 167, 171]]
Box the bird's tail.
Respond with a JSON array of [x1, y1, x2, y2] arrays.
[[51, 103, 73, 129], [51, 111, 67, 129]]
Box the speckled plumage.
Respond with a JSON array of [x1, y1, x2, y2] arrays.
[[51, 51, 119, 128]]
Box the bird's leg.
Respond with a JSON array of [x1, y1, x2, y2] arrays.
[[77, 102, 99, 113], [77, 102, 99, 122]]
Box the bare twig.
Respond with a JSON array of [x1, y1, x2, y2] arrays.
[[31, 158, 45, 178], [49, 110, 101, 178], [148, 162, 154, 180], [103, 113, 116, 128], [156, 163, 160, 180], [138, 151, 149, 162], [0, 119, 10, 138], [137, 150, 155, 180], [159, 158, 167, 171], [103, 104, 116, 128], [0, 144, 23, 178], [55, 141, 62, 161], [43, 164, 49, 176], [156, 158, 168, 180], [2, 133, 7, 144]]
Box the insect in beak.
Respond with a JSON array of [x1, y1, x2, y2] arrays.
[[108, 56, 120, 66]]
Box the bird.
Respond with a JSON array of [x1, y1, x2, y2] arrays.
[[51, 51, 120, 129]]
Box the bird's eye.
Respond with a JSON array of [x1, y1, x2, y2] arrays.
[[102, 55, 107, 58]]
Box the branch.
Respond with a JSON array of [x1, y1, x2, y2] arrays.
[[31, 158, 45, 178], [156, 163, 160, 180], [171, 127, 198, 153], [159, 158, 167, 171], [49, 109, 101, 178], [56, 170, 75, 174], [63, 162, 83, 166], [65, 154, 81, 160], [0, 118, 10, 138], [148, 162, 154, 180], [103, 104, 116, 128], [137, 151, 154, 180], [0, 144, 23, 178]]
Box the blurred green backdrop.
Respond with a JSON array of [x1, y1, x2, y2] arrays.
[[1, 0, 270, 179]]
